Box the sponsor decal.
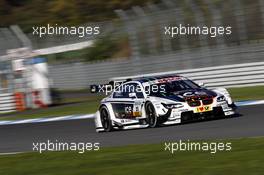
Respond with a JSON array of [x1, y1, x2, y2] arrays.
[[172, 112, 180, 118], [194, 105, 212, 113], [221, 103, 228, 109]]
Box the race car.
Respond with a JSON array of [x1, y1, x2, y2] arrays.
[[93, 75, 236, 132]]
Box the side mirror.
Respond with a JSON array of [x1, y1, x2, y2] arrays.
[[129, 92, 137, 98], [198, 82, 205, 87]]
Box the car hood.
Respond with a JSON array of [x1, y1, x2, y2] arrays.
[[151, 88, 217, 102]]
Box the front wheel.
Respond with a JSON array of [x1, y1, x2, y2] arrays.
[[99, 106, 113, 132], [145, 102, 157, 128]]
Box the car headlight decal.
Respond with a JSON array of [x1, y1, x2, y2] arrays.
[[161, 103, 184, 109], [217, 96, 226, 102]]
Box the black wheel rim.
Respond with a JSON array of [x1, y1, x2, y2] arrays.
[[147, 104, 156, 126], [101, 108, 109, 129]]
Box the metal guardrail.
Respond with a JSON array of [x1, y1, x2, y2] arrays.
[[112, 61, 264, 88], [49, 43, 264, 89], [0, 93, 16, 113]]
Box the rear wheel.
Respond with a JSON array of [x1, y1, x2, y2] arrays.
[[100, 106, 113, 132], [145, 102, 157, 128]]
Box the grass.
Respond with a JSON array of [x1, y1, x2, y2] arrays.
[[0, 137, 263, 175], [0, 85, 263, 121], [0, 95, 104, 121], [0, 101, 99, 121], [228, 85, 264, 101]]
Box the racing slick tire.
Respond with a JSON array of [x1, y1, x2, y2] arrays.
[[145, 102, 158, 128], [99, 106, 113, 132]]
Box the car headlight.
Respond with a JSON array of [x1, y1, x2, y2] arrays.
[[217, 96, 226, 102], [161, 103, 184, 109]]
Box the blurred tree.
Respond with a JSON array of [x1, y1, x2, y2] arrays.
[[5, 0, 28, 6], [48, 0, 80, 25], [0, 0, 160, 32], [0, 0, 11, 15]]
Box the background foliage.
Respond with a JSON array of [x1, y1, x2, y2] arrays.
[[0, 0, 160, 32]]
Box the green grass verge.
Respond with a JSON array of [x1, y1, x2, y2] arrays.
[[0, 101, 99, 121], [0, 95, 104, 121], [0, 86, 263, 121], [0, 137, 263, 175], [228, 85, 264, 101]]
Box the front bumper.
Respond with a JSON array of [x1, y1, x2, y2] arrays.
[[181, 106, 233, 122]]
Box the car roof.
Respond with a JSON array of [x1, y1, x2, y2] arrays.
[[140, 75, 183, 83], [117, 74, 185, 84]]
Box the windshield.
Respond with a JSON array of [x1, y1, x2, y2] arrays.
[[148, 80, 200, 97]]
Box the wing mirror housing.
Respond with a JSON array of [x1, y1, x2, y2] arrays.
[[198, 82, 206, 87], [129, 92, 137, 98]]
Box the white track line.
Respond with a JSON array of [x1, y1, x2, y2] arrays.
[[0, 152, 25, 156], [0, 114, 95, 126], [235, 100, 264, 106]]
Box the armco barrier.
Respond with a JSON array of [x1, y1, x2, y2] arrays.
[[14, 92, 26, 111], [49, 43, 264, 89], [111, 61, 264, 88], [0, 93, 16, 113], [0, 91, 49, 114]]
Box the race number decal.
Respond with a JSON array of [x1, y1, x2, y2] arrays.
[[125, 106, 132, 114], [111, 103, 142, 118]]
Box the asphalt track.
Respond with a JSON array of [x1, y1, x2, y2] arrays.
[[0, 104, 264, 153]]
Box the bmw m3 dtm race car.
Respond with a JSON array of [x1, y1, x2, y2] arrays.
[[93, 75, 236, 132]]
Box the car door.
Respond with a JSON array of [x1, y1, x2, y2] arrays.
[[111, 82, 145, 119]]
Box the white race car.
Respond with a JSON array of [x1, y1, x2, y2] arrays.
[[93, 75, 236, 132]]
